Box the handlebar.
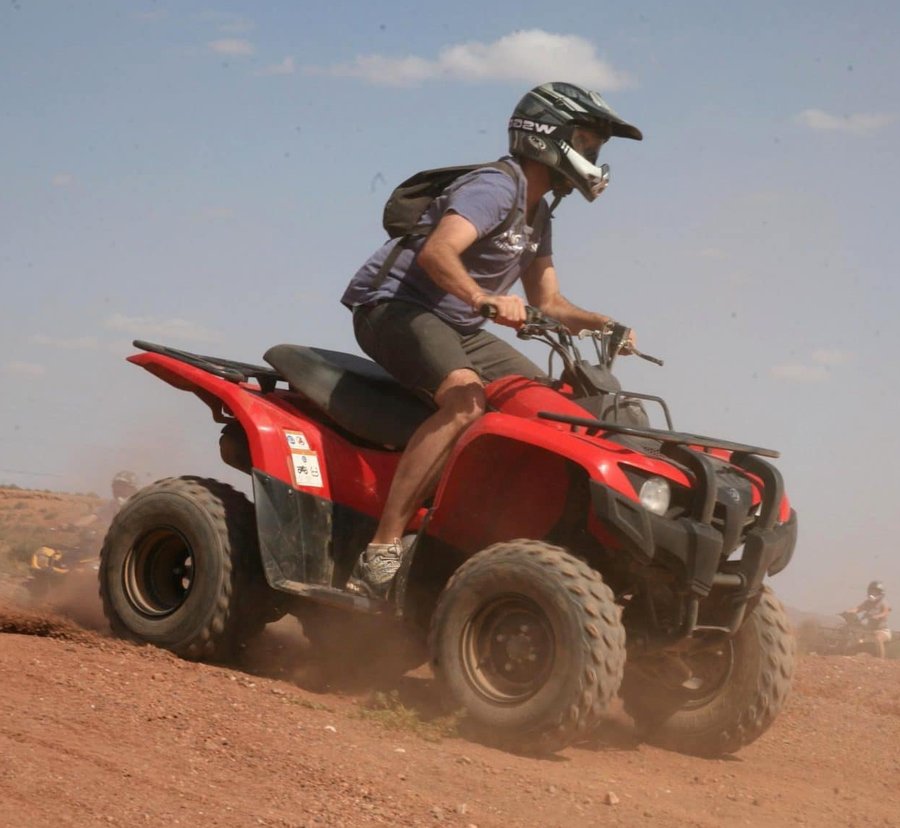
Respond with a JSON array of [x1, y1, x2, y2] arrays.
[[478, 303, 548, 327], [478, 303, 663, 366]]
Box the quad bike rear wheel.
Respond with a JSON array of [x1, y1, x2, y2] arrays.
[[99, 476, 275, 661], [621, 587, 795, 756], [429, 540, 625, 754]]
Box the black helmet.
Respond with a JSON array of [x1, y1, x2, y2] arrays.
[[112, 470, 138, 501], [868, 580, 885, 598], [508, 81, 642, 202]]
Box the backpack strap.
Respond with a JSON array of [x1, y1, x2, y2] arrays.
[[372, 160, 521, 289], [529, 192, 554, 256], [482, 160, 521, 238]]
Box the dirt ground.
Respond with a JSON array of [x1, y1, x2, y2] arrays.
[[1, 488, 899, 827]]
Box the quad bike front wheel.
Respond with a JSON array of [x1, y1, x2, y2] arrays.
[[429, 540, 625, 754], [621, 587, 795, 756], [99, 476, 273, 661]]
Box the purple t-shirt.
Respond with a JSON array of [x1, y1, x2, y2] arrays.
[[341, 156, 553, 332]]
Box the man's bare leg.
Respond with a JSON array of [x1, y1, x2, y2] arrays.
[[371, 368, 484, 544]]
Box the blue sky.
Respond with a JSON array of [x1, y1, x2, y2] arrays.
[[1, 1, 898, 612]]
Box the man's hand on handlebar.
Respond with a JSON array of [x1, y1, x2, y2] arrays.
[[473, 293, 527, 328]]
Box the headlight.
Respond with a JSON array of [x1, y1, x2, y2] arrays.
[[639, 477, 671, 516]]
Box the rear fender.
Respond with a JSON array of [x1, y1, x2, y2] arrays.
[[131, 351, 412, 589], [131, 352, 333, 492]]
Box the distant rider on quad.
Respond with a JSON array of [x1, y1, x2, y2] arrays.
[[340, 82, 644, 596], [73, 471, 140, 536], [29, 471, 139, 590], [846, 581, 892, 658]]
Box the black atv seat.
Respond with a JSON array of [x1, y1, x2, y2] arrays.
[[264, 344, 434, 450]]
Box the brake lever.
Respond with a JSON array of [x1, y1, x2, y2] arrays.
[[608, 323, 664, 366], [630, 348, 664, 366]]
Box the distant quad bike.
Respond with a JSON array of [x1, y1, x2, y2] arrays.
[[100, 308, 798, 755], [27, 543, 97, 604], [812, 611, 890, 657]]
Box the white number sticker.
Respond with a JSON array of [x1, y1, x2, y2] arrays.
[[291, 451, 323, 488]]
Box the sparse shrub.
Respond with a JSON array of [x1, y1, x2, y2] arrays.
[[289, 697, 332, 712], [355, 690, 462, 742]]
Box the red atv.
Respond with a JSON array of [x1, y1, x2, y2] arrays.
[[99, 308, 797, 755]]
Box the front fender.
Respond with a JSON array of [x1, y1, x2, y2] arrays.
[[425, 412, 684, 554]]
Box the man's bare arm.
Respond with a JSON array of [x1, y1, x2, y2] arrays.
[[417, 214, 526, 327], [522, 256, 616, 332]]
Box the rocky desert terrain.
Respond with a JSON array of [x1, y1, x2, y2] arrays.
[[1, 485, 898, 827]]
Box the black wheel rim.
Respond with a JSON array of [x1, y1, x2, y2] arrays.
[[123, 527, 195, 617], [460, 595, 556, 704], [678, 638, 735, 707]]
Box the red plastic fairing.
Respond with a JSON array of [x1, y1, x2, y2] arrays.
[[487, 376, 692, 484], [128, 352, 407, 522], [425, 413, 685, 554]]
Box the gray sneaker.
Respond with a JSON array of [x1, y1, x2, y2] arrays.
[[356, 539, 404, 597]]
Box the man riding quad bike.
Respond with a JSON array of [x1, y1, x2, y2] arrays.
[[842, 581, 892, 658], [99, 308, 797, 757]]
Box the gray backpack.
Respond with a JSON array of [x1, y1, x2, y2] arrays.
[[373, 160, 520, 287]]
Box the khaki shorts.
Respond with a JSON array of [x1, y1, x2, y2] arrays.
[[873, 629, 892, 643], [353, 300, 545, 399]]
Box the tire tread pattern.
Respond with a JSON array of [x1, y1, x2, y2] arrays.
[[99, 476, 258, 662], [622, 586, 795, 756], [430, 539, 626, 754]]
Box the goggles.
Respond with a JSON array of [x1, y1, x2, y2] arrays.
[[571, 126, 611, 164]]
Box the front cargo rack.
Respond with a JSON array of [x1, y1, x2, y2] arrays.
[[537, 410, 780, 459]]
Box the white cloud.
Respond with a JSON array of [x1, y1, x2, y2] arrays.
[[795, 109, 896, 135], [4, 361, 46, 377], [208, 39, 254, 57], [770, 363, 829, 383], [105, 313, 222, 344], [771, 346, 853, 382], [51, 173, 74, 187], [31, 334, 100, 350], [256, 57, 295, 77], [306, 30, 635, 89], [811, 348, 852, 366]]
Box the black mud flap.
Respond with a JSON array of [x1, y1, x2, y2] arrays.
[[253, 470, 335, 587], [251, 471, 380, 610]]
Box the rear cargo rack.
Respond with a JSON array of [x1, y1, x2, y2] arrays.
[[537, 410, 780, 458], [134, 340, 282, 393]]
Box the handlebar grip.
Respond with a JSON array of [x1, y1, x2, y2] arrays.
[[481, 302, 550, 327]]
